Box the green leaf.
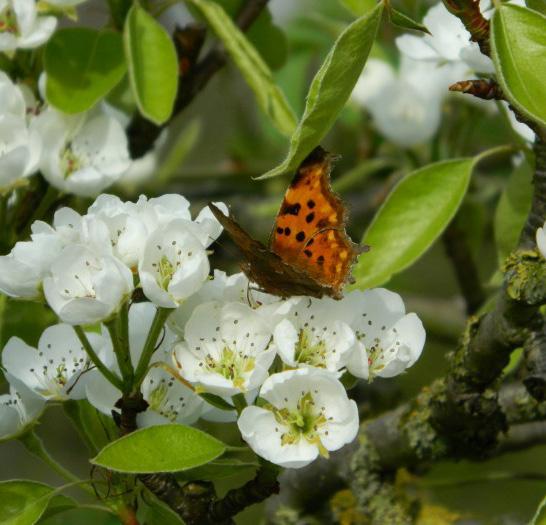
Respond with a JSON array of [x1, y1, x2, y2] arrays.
[[352, 158, 477, 289], [138, 494, 186, 525], [494, 157, 533, 264], [186, 0, 296, 136], [44, 28, 126, 114], [339, 0, 376, 16], [527, 0, 546, 15], [124, 5, 179, 125], [211, 0, 287, 70], [0, 480, 69, 525], [259, 2, 383, 179], [491, 5, 546, 127], [199, 392, 236, 411], [531, 493, 546, 525], [389, 7, 431, 34], [64, 400, 117, 454], [91, 424, 226, 474]]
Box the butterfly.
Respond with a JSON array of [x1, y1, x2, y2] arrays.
[[209, 146, 364, 299]]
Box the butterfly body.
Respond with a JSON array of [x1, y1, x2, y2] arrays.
[[210, 147, 363, 299]]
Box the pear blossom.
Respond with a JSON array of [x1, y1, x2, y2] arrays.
[[173, 301, 275, 397], [395, 1, 494, 74], [0, 0, 57, 53], [36, 109, 130, 197], [273, 296, 355, 375], [2, 324, 103, 400], [84, 195, 147, 269], [138, 220, 210, 308], [0, 207, 81, 299], [135, 195, 227, 248], [86, 302, 203, 427], [342, 289, 426, 380], [0, 73, 41, 192], [168, 270, 286, 337], [0, 382, 45, 441], [352, 57, 465, 147], [238, 368, 359, 469], [43, 244, 134, 325]]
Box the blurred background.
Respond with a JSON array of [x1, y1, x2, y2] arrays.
[[1, 0, 544, 523]]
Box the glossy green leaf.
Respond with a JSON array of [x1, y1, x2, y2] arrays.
[[491, 5, 546, 127], [44, 28, 126, 114], [494, 157, 533, 264], [259, 2, 383, 179], [353, 158, 476, 289], [389, 7, 431, 34], [0, 481, 62, 525], [124, 5, 179, 125], [91, 424, 226, 473], [527, 0, 546, 15], [186, 0, 296, 136]]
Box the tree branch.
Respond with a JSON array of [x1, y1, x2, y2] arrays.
[[442, 219, 485, 315], [127, 0, 270, 158]]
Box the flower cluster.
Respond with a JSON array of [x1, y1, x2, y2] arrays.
[[0, 72, 133, 197], [352, 0, 534, 146], [0, 193, 426, 468]]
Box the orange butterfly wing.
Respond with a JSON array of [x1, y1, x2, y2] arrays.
[[209, 146, 362, 300], [270, 147, 360, 295]]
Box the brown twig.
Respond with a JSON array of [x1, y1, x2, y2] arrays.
[[442, 0, 490, 55], [127, 0, 269, 158], [442, 219, 485, 315], [449, 79, 503, 100]]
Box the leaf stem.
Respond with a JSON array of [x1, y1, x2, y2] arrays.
[[21, 185, 59, 239], [74, 325, 124, 391], [133, 307, 172, 389]]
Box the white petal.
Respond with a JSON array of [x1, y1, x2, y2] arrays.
[[274, 319, 298, 367], [537, 226, 546, 259]]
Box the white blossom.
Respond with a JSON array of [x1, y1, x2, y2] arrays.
[[139, 220, 210, 308], [274, 296, 355, 375], [2, 324, 103, 400], [168, 270, 286, 337], [43, 244, 134, 325], [352, 57, 465, 147], [135, 195, 227, 248], [0, 73, 41, 192], [86, 302, 203, 427], [237, 368, 359, 469], [84, 194, 147, 269], [342, 289, 426, 380], [395, 1, 494, 74], [0, 207, 81, 299], [0, 0, 57, 53], [173, 301, 275, 397], [36, 109, 130, 197], [0, 381, 45, 441]]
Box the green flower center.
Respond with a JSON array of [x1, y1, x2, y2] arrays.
[[60, 144, 83, 178], [157, 255, 175, 290], [204, 347, 255, 390], [268, 391, 329, 457], [294, 329, 328, 368], [148, 383, 177, 421], [0, 7, 19, 35]]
